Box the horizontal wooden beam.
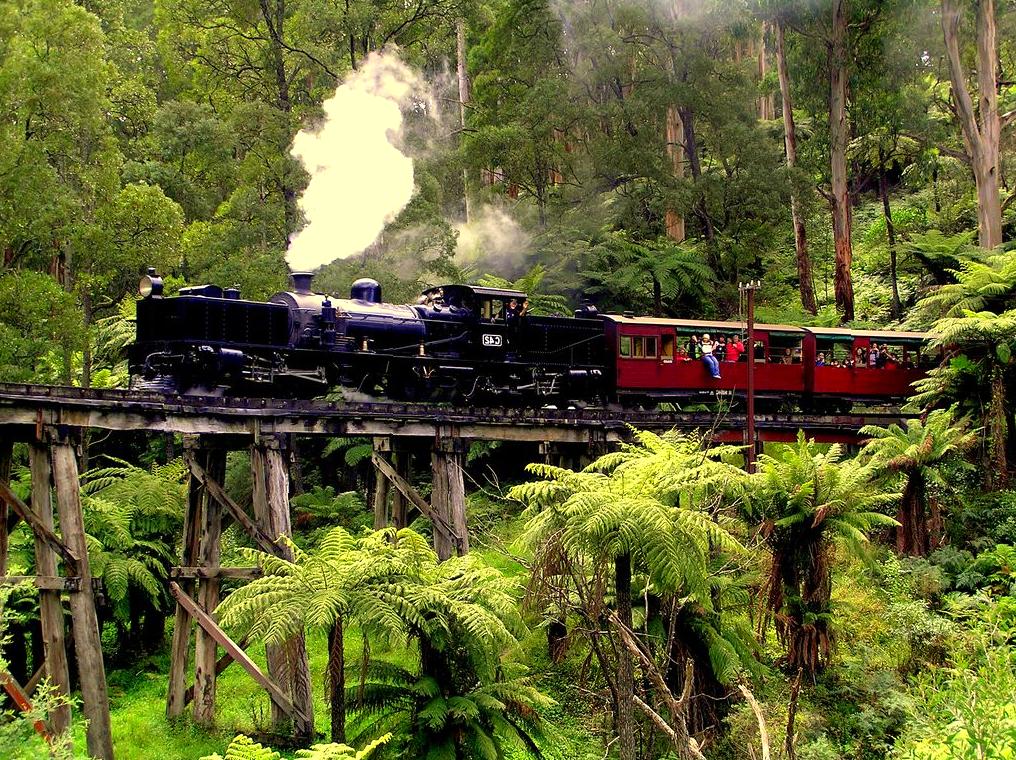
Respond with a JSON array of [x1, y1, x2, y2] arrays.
[[0, 383, 914, 442], [372, 453, 462, 542], [169, 582, 310, 727], [0, 575, 81, 591], [0, 482, 79, 574], [171, 567, 263, 580]]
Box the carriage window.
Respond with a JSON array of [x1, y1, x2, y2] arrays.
[[768, 336, 803, 364], [619, 335, 658, 359], [661, 334, 675, 359], [816, 339, 853, 367]]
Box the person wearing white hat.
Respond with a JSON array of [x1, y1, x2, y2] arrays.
[[699, 333, 721, 379]]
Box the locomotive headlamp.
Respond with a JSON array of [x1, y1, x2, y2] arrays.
[[139, 268, 163, 298]]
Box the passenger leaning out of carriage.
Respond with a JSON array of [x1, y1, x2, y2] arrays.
[[698, 333, 722, 379], [675, 343, 690, 361], [816, 352, 826, 367], [725, 335, 745, 362], [868, 343, 880, 368]]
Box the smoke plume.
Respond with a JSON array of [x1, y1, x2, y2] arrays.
[[286, 50, 431, 271], [454, 205, 531, 276]]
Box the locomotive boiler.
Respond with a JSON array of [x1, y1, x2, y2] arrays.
[[129, 270, 607, 402]]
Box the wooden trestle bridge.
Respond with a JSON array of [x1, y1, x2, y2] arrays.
[[0, 383, 911, 758]]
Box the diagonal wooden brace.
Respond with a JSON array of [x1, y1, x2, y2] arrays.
[[169, 582, 311, 728], [0, 670, 52, 742], [372, 453, 462, 544], [0, 481, 78, 574], [186, 454, 284, 557]]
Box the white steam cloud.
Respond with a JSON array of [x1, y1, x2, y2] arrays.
[[286, 50, 430, 271], [454, 205, 531, 276]]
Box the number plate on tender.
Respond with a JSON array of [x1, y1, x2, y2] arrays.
[[482, 334, 503, 347]]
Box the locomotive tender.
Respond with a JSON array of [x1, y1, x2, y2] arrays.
[[129, 270, 932, 409]]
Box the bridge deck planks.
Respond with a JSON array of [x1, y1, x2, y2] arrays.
[[0, 384, 910, 443]]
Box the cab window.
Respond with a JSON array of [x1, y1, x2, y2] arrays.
[[481, 298, 505, 322]]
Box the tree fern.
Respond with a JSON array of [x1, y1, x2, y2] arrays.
[[217, 526, 550, 753], [752, 432, 900, 673]]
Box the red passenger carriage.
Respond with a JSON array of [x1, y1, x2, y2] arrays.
[[603, 315, 932, 409]]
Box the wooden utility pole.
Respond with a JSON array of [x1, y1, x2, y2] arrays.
[[740, 281, 761, 472]]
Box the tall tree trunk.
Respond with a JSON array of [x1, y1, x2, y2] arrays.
[[259, 0, 298, 235], [653, 277, 663, 316], [757, 22, 775, 121], [328, 617, 346, 743], [665, 105, 686, 242], [879, 150, 903, 320], [614, 554, 636, 760], [775, 19, 817, 315], [897, 472, 928, 556], [457, 19, 472, 222], [988, 365, 1009, 489], [942, 0, 1004, 250], [829, 0, 854, 322], [680, 106, 716, 248]]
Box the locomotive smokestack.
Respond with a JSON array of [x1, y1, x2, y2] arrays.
[[289, 272, 314, 294]]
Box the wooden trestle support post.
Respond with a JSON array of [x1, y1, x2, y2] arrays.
[[250, 435, 314, 740], [371, 438, 411, 531], [0, 428, 113, 759], [166, 434, 313, 742], [371, 432, 468, 561]]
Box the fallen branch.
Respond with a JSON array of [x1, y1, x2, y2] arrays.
[[786, 668, 803, 760], [633, 694, 706, 760], [737, 681, 771, 760]]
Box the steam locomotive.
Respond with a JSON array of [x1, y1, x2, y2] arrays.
[[129, 270, 932, 409]]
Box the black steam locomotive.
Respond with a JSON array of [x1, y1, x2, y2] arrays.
[[129, 270, 607, 402]]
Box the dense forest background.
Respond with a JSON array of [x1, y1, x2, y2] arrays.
[[2, 0, 1016, 759]]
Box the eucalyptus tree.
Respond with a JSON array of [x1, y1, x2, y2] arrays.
[[511, 430, 751, 760], [860, 408, 977, 556], [751, 434, 898, 674], [939, 0, 1013, 251]]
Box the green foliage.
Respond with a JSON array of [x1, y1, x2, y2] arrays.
[[80, 456, 187, 634], [0, 270, 83, 383], [753, 433, 899, 672], [893, 596, 1016, 760], [200, 734, 391, 760], [581, 232, 715, 316], [291, 486, 369, 532]]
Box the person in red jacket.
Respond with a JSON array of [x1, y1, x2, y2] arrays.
[[725, 335, 744, 363]]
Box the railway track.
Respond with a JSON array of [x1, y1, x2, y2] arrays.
[[0, 383, 913, 443]]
